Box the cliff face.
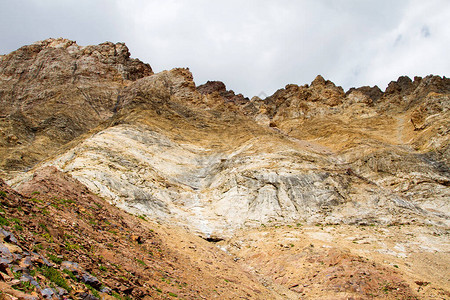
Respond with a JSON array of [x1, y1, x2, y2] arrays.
[[3, 40, 449, 236], [0, 40, 449, 299], [9, 66, 448, 239], [0, 38, 152, 174]]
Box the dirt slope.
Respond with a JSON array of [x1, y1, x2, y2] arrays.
[[0, 167, 276, 299]]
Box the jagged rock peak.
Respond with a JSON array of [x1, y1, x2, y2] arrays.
[[29, 38, 132, 60], [33, 37, 81, 49], [1, 38, 153, 82], [385, 75, 415, 95], [385, 75, 450, 94], [197, 80, 227, 94], [197, 80, 249, 104], [310, 74, 342, 89], [345, 85, 383, 105], [311, 74, 327, 86]]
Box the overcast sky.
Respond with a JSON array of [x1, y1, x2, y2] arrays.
[[1, 0, 449, 97]]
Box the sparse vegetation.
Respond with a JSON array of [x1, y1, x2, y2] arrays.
[[0, 215, 10, 226], [38, 265, 72, 291], [162, 277, 171, 284], [13, 281, 34, 293], [137, 214, 147, 221], [63, 269, 77, 281], [0, 39, 448, 300], [33, 244, 44, 251], [85, 283, 100, 298], [381, 282, 392, 294], [10, 217, 21, 224], [64, 233, 74, 239], [42, 232, 54, 242], [65, 242, 80, 250], [12, 268, 21, 280], [39, 223, 50, 232], [48, 253, 63, 264], [30, 198, 43, 204]]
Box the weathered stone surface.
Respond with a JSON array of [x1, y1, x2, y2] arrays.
[[197, 80, 249, 105], [345, 85, 383, 105], [0, 38, 152, 176], [40, 287, 55, 299], [0, 243, 14, 263], [0, 228, 18, 244], [81, 273, 101, 289], [61, 261, 80, 273], [4, 52, 447, 239]]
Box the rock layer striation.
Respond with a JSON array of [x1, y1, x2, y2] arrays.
[[2, 40, 448, 239]]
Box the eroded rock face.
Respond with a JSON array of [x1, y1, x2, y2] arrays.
[[2, 40, 449, 240], [0, 38, 152, 175], [197, 80, 249, 105]]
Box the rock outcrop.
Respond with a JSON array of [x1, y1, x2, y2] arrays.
[[0, 38, 152, 175], [197, 80, 249, 105]]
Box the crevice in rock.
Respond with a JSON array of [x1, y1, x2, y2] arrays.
[[203, 236, 224, 243]]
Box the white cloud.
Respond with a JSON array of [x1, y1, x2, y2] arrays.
[[1, 0, 449, 97], [332, 0, 450, 89]]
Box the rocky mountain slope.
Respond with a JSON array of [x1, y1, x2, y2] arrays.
[[0, 39, 449, 299], [0, 167, 276, 299]]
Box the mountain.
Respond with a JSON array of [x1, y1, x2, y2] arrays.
[[0, 38, 449, 299]]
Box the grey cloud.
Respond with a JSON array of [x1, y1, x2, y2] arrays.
[[0, 0, 123, 54], [421, 26, 431, 38], [1, 0, 449, 97]]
